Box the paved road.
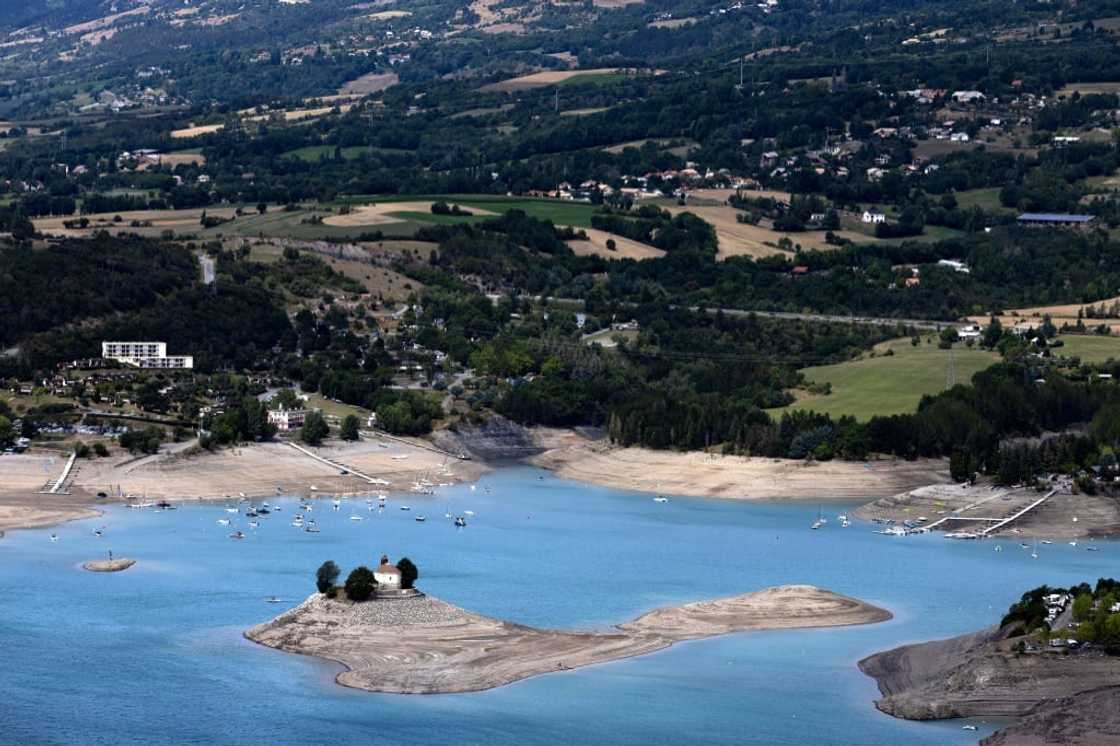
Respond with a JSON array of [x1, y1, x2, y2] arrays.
[[536, 296, 955, 332]]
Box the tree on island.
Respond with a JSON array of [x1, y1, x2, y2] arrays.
[[397, 557, 419, 590], [340, 414, 360, 441], [300, 411, 330, 445], [316, 560, 340, 594], [345, 566, 377, 601]]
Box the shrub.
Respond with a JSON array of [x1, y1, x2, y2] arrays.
[[397, 557, 419, 589], [316, 560, 340, 594], [344, 566, 377, 601], [93, 442, 109, 457]]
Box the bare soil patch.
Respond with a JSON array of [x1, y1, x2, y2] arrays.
[[567, 227, 664, 260]]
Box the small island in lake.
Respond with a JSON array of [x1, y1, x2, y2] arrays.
[[246, 554, 891, 694], [82, 557, 136, 572]]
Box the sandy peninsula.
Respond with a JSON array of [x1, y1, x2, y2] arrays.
[[82, 557, 136, 572], [531, 435, 950, 501], [246, 585, 890, 694]]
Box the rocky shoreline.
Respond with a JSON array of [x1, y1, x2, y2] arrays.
[[246, 584, 890, 694], [860, 625, 1120, 741]]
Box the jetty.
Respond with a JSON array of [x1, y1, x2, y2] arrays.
[[39, 452, 78, 495], [285, 442, 391, 486], [922, 489, 1058, 538]]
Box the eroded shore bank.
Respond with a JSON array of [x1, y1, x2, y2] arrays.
[[246, 585, 891, 694], [860, 625, 1120, 741], [531, 434, 950, 501]]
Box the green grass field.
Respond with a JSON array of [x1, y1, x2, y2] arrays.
[[1055, 334, 1120, 363], [771, 337, 1000, 421], [338, 194, 598, 227], [953, 187, 1012, 213]]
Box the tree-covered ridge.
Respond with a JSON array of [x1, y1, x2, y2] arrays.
[[0, 235, 198, 347]]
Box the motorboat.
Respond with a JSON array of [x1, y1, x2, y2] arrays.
[[305, 524, 321, 533], [464, 510, 475, 516], [266, 596, 282, 604], [400, 505, 411, 511], [454, 516, 467, 527], [654, 497, 668, 503], [415, 515, 426, 523], [248, 521, 260, 528], [228, 531, 246, 540], [217, 519, 230, 526], [349, 515, 363, 522], [49, 534, 58, 542], [225, 507, 238, 514]]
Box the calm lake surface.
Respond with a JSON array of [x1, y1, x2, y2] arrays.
[[2, 465, 1117, 745]]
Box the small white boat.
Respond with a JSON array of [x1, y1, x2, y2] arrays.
[[332, 500, 341, 510], [349, 515, 363, 522], [994, 545, 1002, 552], [217, 519, 230, 526], [49, 534, 58, 542], [469, 485, 476, 492], [962, 725, 977, 731], [400, 505, 411, 511], [225, 507, 238, 514], [378, 494, 387, 503], [229, 531, 246, 540], [1070, 541, 1078, 547], [415, 515, 426, 523], [310, 485, 319, 491], [1041, 540, 1052, 545], [305, 525, 321, 533], [464, 510, 475, 516], [290, 519, 304, 528], [654, 497, 668, 503], [238, 492, 246, 498], [266, 596, 282, 604], [455, 516, 466, 527], [248, 521, 260, 528], [1087, 546, 1100, 552]]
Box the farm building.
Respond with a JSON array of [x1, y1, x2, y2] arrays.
[[1017, 213, 1096, 230]]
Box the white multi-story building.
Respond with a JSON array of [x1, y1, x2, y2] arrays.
[[101, 341, 194, 369], [267, 406, 309, 431]]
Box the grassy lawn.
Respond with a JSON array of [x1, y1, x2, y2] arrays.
[[338, 194, 598, 227], [304, 393, 371, 424], [1055, 334, 1120, 363], [771, 337, 1000, 421], [387, 210, 488, 225], [953, 187, 1012, 213]]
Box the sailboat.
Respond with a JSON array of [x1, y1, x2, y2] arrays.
[[1031, 538, 1038, 559], [811, 506, 825, 530]]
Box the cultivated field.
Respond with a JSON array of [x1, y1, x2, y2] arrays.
[[661, 203, 872, 259], [567, 228, 664, 260], [774, 337, 1000, 421], [34, 207, 240, 237], [323, 201, 498, 227], [1056, 81, 1120, 96], [481, 68, 623, 92], [968, 295, 1120, 334], [171, 123, 223, 139], [338, 72, 400, 96]]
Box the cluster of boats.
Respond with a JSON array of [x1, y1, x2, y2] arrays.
[[811, 508, 850, 530]]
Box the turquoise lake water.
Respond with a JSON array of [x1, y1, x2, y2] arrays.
[[1, 465, 1117, 745]]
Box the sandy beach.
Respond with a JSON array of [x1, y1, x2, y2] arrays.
[[246, 585, 890, 694], [0, 436, 485, 536], [532, 437, 950, 500]]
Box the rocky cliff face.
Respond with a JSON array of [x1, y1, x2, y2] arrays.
[[980, 686, 1120, 745], [860, 625, 1120, 721], [431, 415, 547, 462]]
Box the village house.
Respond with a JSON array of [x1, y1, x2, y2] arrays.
[[862, 209, 886, 224], [267, 406, 310, 431]]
